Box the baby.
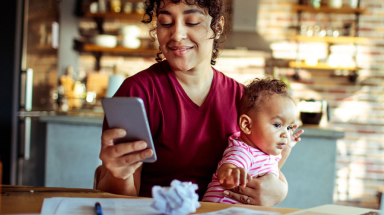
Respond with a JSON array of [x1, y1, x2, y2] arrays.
[[202, 78, 303, 204]]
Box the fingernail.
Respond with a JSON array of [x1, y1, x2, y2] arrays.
[[137, 141, 146, 149], [119, 129, 126, 136], [223, 191, 229, 196], [144, 150, 152, 157]]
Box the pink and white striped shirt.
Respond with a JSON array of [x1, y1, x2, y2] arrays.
[[202, 132, 281, 204]]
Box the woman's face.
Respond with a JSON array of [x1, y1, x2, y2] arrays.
[[156, 0, 220, 72]]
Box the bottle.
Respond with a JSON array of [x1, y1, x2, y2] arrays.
[[106, 65, 125, 98]]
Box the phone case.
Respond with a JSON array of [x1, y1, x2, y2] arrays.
[[102, 97, 157, 163]]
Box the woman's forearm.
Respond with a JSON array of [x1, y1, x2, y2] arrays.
[[258, 171, 288, 205], [96, 165, 139, 196], [275, 170, 288, 204]]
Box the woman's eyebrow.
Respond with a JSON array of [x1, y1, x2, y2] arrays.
[[158, 9, 204, 16], [183, 9, 204, 15]]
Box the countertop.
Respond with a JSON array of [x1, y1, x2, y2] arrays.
[[39, 110, 344, 139]]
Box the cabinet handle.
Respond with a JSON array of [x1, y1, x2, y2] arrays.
[[23, 117, 32, 161], [20, 68, 33, 111]]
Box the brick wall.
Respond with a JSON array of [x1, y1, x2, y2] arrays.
[[79, 0, 384, 209], [257, 0, 384, 209]]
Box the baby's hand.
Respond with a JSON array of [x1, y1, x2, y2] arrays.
[[288, 125, 304, 148], [217, 165, 252, 189]]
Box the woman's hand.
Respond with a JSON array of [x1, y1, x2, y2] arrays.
[[99, 128, 153, 180], [223, 172, 288, 206]]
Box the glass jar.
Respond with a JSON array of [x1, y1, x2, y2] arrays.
[[135, 2, 145, 14], [110, 0, 121, 13], [308, 0, 321, 8]]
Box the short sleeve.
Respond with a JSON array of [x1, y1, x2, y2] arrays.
[[220, 146, 253, 171]]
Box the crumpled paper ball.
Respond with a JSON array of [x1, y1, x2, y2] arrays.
[[151, 179, 201, 215]]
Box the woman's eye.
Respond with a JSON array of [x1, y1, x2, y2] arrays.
[[273, 123, 281, 128], [160, 23, 172, 27], [187, 22, 200, 26]]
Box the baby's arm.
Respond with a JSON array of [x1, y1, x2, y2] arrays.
[[217, 163, 252, 189], [279, 125, 304, 169]]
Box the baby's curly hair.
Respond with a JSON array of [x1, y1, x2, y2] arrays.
[[142, 0, 228, 65], [237, 78, 293, 122]]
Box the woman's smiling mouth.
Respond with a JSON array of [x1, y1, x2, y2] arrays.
[[169, 46, 193, 56]]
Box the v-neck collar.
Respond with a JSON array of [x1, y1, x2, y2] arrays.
[[164, 61, 217, 111]]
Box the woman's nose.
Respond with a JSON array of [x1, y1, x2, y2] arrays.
[[170, 22, 187, 42]]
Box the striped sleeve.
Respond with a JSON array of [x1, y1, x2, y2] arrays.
[[220, 145, 253, 170]]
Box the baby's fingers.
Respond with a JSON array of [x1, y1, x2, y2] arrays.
[[247, 173, 252, 182], [218, 169, 232, 184], [238, 169, 249, 187], [293, 129, 304, 139]]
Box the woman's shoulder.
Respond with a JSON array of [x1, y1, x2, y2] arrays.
[[115, 61, 170, 97], [128, 61, 170, 82], [213, 67, 244, 89]]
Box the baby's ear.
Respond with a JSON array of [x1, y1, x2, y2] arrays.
[[239, 114, 252, 134]]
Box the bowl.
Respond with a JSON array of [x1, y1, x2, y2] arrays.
[[94, 35, 117, 48]]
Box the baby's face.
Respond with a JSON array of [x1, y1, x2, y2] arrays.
[[248, 94, 297, 156]]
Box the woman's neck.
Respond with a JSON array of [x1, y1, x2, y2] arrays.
[[173, 66, 213, 89], [173, 65, 214, 107]]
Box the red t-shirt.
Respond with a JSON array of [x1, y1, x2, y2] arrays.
[[103, 60, 243, 199]]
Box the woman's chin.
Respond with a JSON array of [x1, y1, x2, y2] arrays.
[[168, 60, 192, 72]]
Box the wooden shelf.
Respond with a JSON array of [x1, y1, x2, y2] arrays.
[[294, 36, 368, 44], [28, 11, 59, 21], [289, 61, 358, 70], [292, 5, 366, 14], [82, 44, 157, 55], [83, 12, 145, 21]]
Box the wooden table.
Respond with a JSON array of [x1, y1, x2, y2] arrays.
[[1, 185, 300, 214]]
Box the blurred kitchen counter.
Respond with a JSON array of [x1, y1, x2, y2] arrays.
[[40, 111, 344, 139], [39, 109, 104, 125], [299, 124, 344, 139], [39, 110, 344, 200]]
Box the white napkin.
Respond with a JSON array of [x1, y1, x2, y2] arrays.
[[151, 179, 201, 215]]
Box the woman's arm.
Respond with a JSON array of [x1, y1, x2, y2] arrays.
[[223, 171, 288, 206], [97, 128, 153, 195], [279, 126, 304, 169]]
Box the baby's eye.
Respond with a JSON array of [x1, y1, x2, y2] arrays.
[[287, 126, 293, 131], [273, 123, 281, 128]]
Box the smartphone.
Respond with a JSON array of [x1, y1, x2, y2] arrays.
[[102, 97, 157, 163]]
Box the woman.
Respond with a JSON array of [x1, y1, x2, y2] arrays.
[[97, 0, 295, 206]]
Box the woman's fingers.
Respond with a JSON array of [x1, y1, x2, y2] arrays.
[[100, 128, 152, 180], [113, 148, 153, 167], [101, 128, 126, 148], [223, 189, 252, 204], [110, 141, 148, 158]]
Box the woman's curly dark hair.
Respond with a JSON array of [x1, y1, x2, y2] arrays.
[[237, 78, 293, 121], [142, 0, 228, 65]]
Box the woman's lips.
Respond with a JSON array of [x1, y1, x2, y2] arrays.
[[169, 46, 193, 56]]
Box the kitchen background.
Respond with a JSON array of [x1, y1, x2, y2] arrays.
[[1, 0, 383, 210]]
